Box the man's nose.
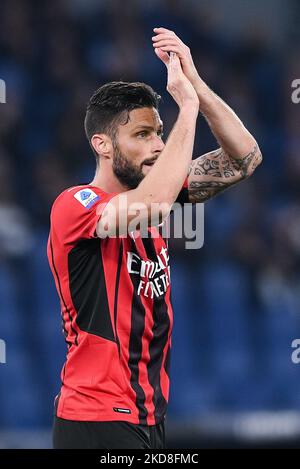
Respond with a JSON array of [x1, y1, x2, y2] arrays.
[[152, 134, 165, 154]]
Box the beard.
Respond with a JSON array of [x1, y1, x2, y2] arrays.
[[112, 143, 145, 190]]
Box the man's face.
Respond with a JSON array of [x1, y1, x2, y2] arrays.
[[112, 107, 165, 189]]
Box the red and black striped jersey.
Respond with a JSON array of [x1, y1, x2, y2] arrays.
[[47, 182, 188, 426]]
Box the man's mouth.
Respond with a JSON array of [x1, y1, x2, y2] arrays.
[[143, 158, 158, 167]]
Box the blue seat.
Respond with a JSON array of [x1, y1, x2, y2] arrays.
[[0, 347, 46, 427]]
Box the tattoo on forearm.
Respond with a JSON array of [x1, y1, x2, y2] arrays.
[[193, 148, 236, 179], [194, 157, 222, 178], [189, 181, 228, 203], [191, 190, 211, 202], [231, 143, 261, 178], [188, 143, 262, 203], [189, 181, 228, 189]]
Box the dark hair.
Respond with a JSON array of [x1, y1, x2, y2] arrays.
[[84, 81, 161, 164]]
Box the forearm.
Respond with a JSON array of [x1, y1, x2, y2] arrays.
[[191, 76, 258, 161], [186, 78, 262, 204]]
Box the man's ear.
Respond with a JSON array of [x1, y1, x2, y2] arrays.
[[91, 134, 113, 159]]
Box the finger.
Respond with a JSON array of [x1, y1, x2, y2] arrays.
[[153, 29, 186, 49], [152, 34, 176, 42], [153, 39, 179, 48], [158, 45, 182, 56], [154, 47, 169, 67], [153, 27, 174, 35], [152, 34, 185, 49]]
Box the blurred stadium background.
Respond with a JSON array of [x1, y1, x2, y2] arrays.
[[0, 0, 300, 449]]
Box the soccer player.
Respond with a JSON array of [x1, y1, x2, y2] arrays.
[[47, 28, 262, 449]]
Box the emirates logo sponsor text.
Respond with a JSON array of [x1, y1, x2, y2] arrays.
[[127, 247, 170, 298]]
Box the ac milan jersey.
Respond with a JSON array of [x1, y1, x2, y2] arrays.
[[47, 182, 188, 426]]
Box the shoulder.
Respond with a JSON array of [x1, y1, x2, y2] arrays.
[[51, 185, 107, 214], [49, 185, 116, 243]]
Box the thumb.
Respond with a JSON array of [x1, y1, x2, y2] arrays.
[[154, 47, 169, 67], [169, 52, 181, 70], [168, 52, 183, 75]]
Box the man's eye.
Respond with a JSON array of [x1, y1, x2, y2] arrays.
[[136, 130, 163, 138]]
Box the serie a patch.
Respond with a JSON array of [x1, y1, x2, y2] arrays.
[[74, 189, 100, 209]]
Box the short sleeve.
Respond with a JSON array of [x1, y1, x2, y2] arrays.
[[50, 187, 117, 245], [174, 177, 190, 206]]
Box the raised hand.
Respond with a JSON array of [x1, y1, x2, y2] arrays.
[[163, 51, 198, 110], [152, 27, 199, 86]]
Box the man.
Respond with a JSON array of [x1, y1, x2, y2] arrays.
[[47, 28, 262, 449]]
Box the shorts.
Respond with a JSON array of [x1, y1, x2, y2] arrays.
[[52, 416, 166, 449]]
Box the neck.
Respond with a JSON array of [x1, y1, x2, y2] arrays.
[[89, 165, 127, 194]]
